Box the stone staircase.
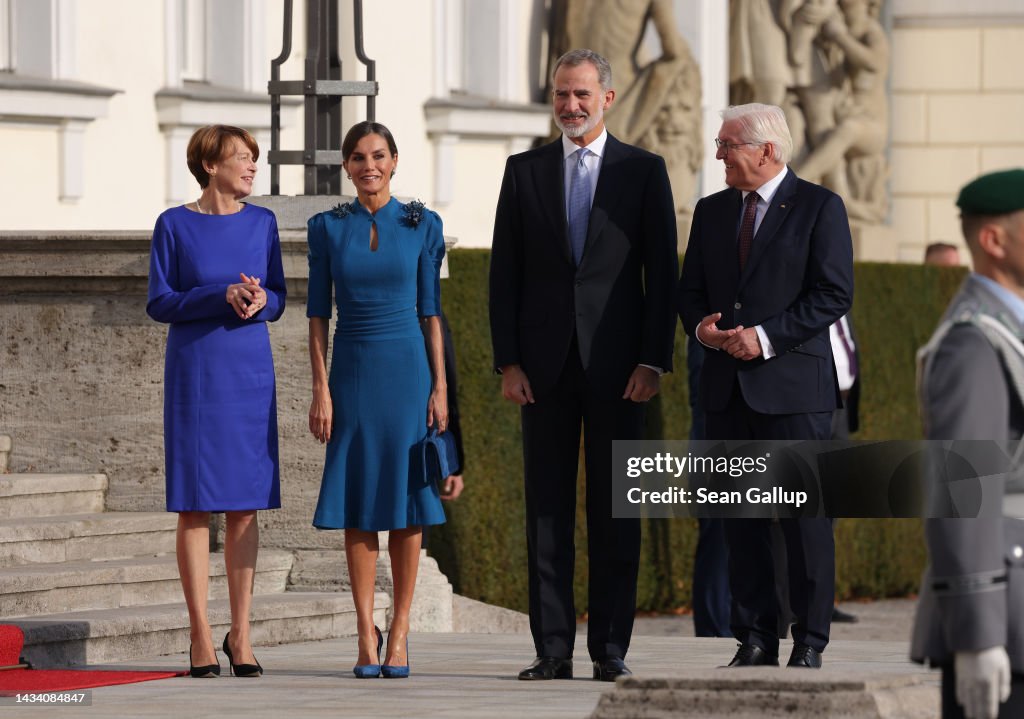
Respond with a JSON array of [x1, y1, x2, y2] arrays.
[[0, 435, 388, 667]]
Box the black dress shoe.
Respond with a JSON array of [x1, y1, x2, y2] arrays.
[[724, 643, 779, 667], [518, 656, 573, 680], [787, 643, 822, 668], [831, 606, 859, 623], [592, 657, 631, 682]]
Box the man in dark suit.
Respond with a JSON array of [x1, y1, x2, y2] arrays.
[[677, 102, 853, 669], [489, 48, 677, 682]]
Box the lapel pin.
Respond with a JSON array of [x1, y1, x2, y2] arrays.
[[780, 203, 786, 208]]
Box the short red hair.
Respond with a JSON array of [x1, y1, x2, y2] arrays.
[[186, 125, 259, 189]]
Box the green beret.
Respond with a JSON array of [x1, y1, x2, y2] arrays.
[[957, 168, 1024, 216]]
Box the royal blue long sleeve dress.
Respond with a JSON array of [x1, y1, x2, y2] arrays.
[[147, 204, 286, 512], [306, 197, 446, 531]]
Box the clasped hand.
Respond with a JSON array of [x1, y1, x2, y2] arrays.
[[697, 313, 762, 360], [225, 272, 266, 320]]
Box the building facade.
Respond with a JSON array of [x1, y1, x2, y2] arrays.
[[0, 0, 1022, 259]]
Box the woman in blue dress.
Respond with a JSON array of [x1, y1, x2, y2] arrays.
[[306, 121, 447, 678], [147, 125, 285, 678]]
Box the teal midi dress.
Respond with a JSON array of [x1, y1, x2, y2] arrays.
[[306, 197, 447, 531]]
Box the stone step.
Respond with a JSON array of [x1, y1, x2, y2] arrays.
[[0, 435, 10, 473], [11, 590, 391, 668], [0, 511, 177, 567], [0, 472, 107, 518], [0, 549, 294, 618], [589, 671, 939, 718]]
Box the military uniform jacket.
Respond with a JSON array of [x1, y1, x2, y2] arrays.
[[911, 274, 1024, 672]]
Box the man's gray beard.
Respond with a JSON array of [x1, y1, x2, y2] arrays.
[[555, 114, 597, 138]]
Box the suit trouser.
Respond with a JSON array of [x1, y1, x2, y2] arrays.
[[772, 403, 852, 637], [942, 665, 1024, 718], [693, 518, 733, 637], [688, 338, 734, 637], [706, 385, 834, 655], [521, 342, 644, 661]]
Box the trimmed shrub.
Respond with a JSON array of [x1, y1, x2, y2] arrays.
[[429, 251, 966, 613]]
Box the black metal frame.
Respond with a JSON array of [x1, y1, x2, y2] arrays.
[[268, 0, 378, 195]]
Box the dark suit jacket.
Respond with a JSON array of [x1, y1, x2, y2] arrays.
[[678, 169, 854, 415], [489, 135, 678, 399]]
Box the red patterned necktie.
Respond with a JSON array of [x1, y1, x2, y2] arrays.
[[738, 191, 759, 271]]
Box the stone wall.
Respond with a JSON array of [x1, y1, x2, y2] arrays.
[[0, 231, 346, 551], [889, 8, 1024, 261]]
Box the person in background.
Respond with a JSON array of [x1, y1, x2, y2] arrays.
[[439, 312, 465, 501], [147, 124, 286, 679], [912, 168, 1024, 719], [687, 337, 733, 638], [306, 121, 447, 680], [826, 313, 860, 624], [924, 242, 962, 267]]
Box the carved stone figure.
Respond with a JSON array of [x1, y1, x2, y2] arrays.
[[796, 0, 889, 222], [729, 0, 890, 224], [730, 0, 791, 107], [549, 0, 704, 221]]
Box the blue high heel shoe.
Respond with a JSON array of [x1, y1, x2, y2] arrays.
[[352, 626, 383, 678], [381, 631, 410, 679]]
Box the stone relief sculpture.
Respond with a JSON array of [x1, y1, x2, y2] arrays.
[[548, 0, 704, 223], [730, 0, 791, 107], [799, 0, 889, 222], [730, 0, 890, 223]]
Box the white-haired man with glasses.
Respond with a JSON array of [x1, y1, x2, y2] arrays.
[[677, 102, 854, 669]]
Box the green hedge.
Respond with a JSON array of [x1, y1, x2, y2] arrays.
[[430, 251, 967, 613]]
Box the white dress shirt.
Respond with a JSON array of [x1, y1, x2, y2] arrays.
[[829, 314, 856, 392]]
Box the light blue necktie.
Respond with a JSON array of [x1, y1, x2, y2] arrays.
[[567, 148, 591, 266]]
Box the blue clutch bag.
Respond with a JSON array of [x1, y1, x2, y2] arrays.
[[423, 428, 460, 486]]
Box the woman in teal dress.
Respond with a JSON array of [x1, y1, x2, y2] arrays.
[[306, 121, 447, 678]]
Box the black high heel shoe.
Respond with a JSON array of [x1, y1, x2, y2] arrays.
[[222, 632, 263, 677], [188, 642, 220, 678]]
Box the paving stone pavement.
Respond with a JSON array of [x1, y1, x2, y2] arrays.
[[1, 599, 938, 719]]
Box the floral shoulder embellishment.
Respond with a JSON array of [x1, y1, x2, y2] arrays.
[[330, 201, 356, 219], [401, 200, 426, 228]]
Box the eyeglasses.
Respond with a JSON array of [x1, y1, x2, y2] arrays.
[[713, 139, 760, 153]]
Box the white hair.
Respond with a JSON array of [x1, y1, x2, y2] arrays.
[[721, 103, 793, 165]]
